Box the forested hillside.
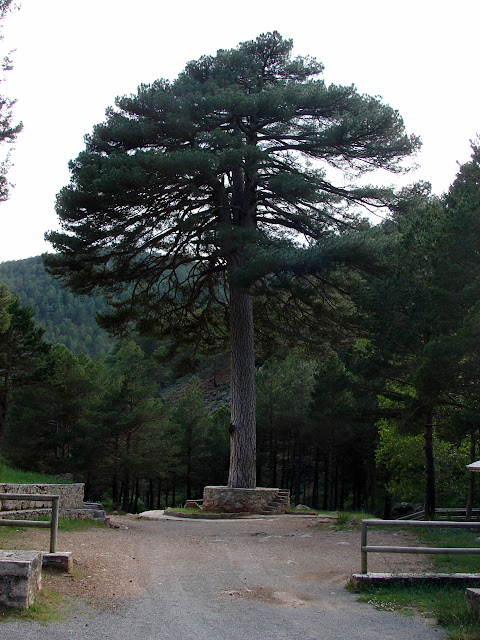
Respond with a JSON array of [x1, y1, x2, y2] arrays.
[[0, 256, 113, 355]]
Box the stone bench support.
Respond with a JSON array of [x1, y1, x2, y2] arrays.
[[466, 588, 480, 619], [0, 550, 43, 609]]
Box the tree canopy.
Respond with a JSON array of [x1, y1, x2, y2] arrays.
[[45, 32, 420, 488]]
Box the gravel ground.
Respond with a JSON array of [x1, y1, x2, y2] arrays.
[[2, 514, 446, 639]]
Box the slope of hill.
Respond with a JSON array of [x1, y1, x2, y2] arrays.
[[0, 255, 114, 355]]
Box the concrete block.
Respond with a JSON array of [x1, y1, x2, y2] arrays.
[[42, 552, 73, 573], [466, 588, 480, 619], [0, 550, 43, 609]]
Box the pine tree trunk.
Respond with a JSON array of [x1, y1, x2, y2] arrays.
[[149, 479, 154, 510], [294, 444, 302, 506], [424, 409, 436, 520], [134, 477, 139, 513], [327, 436, 334, 511], [466, 429, 476, 520], [85, 471, 91, 501], [383, 488, 392, 519], [186, 430, 192, 500], [322, 455, 328, 510], [0, 368, 11, 459], [112, 435, 119, 504], [312, 448, 319, 508], [122, 474, 130, 512], [0, 393, 9, 459], [122, 433, 131, 512], [227, 285, 256, 488], [339, 468, 345, 510], [334, 465, 338, 510], [369, 459, 377, 515]]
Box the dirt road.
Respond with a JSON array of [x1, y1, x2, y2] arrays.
[[3, 514, 446, 639]]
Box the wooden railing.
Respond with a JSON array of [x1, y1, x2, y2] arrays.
[[0, 493, 60, 553], [361, 518, 480, 574], [397, 508, 480, 521]]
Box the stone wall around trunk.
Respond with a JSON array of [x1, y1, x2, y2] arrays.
[[203, 486, 280, 513]]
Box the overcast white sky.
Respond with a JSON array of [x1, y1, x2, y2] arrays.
[[0, 0, 478, 262]]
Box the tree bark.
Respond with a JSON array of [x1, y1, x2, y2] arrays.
[[227, 285, 256, 488]]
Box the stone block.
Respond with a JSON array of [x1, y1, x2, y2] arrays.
[[42, 552, 73, 573], [466, 588, 480, 619], [0, 550, 43, 609]]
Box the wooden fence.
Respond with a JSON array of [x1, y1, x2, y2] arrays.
[[361, 518, 480, 574], [0, 493, 60, 553]]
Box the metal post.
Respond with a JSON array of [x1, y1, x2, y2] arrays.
[[50, 496, 59, 553], [361, 520, 368, 574]]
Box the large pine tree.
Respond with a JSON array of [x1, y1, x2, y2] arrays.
[[45, 32, 419, 488]]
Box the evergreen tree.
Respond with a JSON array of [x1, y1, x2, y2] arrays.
[[172, 379, 210, 500], [100, 340, 164, 510], [0, 296, 50, 458], [256, 354, 316, 500], [0, 282, 9, 332], [45, 32, 419, 488], [5, 344, 103, 475], [355, 143, 480, 518]]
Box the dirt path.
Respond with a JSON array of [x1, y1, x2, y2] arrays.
[[3, 514, 446, 640]]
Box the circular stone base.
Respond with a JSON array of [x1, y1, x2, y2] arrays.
[[202, 486, 284, 514]]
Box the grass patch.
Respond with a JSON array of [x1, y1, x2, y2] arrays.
[[57, 518, 106, 532], [336, 511, 374, 528], [0, 524, 21, 545], [416, 527, 480, 573], [0, 463, 66, 484], [0, 517, 106, 548], [165, 507, 204, 514], [355, 583, 480, 639], [288, 508, 324, 515], [0, 590, 71, 624]]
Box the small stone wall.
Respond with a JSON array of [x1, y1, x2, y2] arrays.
[[203, 486, 280, 513], [0, 508, 98, 521], [0, 483, 85, 518]]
